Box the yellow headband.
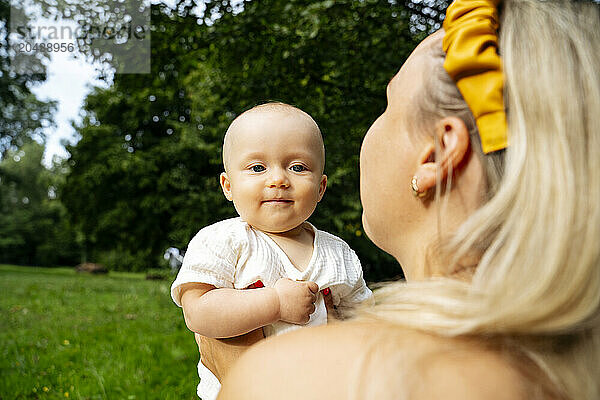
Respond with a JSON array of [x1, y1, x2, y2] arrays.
[[442, 0, 507, 154]]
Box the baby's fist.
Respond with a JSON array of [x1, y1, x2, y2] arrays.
[[274, 278, 318, 325]]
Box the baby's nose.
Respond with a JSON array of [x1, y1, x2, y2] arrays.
[[267, 169, 290, 187]]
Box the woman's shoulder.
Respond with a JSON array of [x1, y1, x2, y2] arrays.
[[219, 320, 528, 400]]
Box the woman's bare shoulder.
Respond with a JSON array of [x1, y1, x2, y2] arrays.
[[218, 320, 527, 400]]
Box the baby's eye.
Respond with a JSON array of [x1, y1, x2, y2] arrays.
[[290, 164, 306, 173], [251, 165, 266, 173]]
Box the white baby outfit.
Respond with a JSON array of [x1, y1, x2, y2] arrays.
[[171, 217, 372, 400]]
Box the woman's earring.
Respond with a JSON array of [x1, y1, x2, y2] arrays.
[[411, 176, 427, 198]]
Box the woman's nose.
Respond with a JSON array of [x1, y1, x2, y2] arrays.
[[267, 168, 290, 188]]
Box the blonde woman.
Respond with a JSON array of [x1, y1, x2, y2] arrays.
[[218, 0, 600, 399]]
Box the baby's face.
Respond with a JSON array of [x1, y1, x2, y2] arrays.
[[220, 110, 327, 234]]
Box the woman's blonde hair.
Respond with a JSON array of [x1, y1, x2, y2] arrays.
[[358, 1, 600, 398]]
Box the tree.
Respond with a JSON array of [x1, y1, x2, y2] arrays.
[[403, 0, 449, 33], [62, 4, 221, 271], [0, 141, 80, 266], [0, 0, 56, 158]]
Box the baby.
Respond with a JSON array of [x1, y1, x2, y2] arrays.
[[170, 102, 372, 400]]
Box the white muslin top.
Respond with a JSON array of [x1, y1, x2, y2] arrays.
[[171, 217, 372, 400]]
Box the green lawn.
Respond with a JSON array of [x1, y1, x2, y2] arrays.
[[0, 265, 199, 399]]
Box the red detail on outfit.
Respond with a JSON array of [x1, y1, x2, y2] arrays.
[[322, 287, 330, 296], [253, 280, 264, 288]]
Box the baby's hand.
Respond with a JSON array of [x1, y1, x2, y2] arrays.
[[273, 278, 318, 325]]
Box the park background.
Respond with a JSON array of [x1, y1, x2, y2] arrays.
[[1, 0, 446, 398]]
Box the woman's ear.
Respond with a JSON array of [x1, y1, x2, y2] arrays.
[[220, 172, 233, 201], [412, 116, 470, 195]]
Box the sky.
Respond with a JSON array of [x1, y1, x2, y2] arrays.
[[30, 49, 105, 167], [22, 8, 109, 167]]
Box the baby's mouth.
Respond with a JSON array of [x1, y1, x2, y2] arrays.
[[262, 199, 293, 204]]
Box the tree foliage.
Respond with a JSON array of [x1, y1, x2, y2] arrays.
[[0, 1, 76, 267], [0, 0, 56, 158], [0, 142, 80, 266], [60, 0, 444, 279], [62, 4, 222, 271]]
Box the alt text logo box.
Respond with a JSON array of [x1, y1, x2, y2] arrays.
[[9, 0, 151, 75]]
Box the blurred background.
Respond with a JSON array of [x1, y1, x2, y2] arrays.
[[1, 0, 446, 398]]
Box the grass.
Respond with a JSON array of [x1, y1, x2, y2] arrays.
[[0, 265, 199, 399]]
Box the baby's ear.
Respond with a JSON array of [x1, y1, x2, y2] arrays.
[[220, 172, 233, 201], [318, 174, 327, 201]]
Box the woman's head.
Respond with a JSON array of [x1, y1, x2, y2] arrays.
[[360, 31, 494, 279], [359, 36, 437, 270], [360, 1, 600, 397]]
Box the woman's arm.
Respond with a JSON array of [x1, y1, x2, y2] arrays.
[[180, 278, 319, 338]]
